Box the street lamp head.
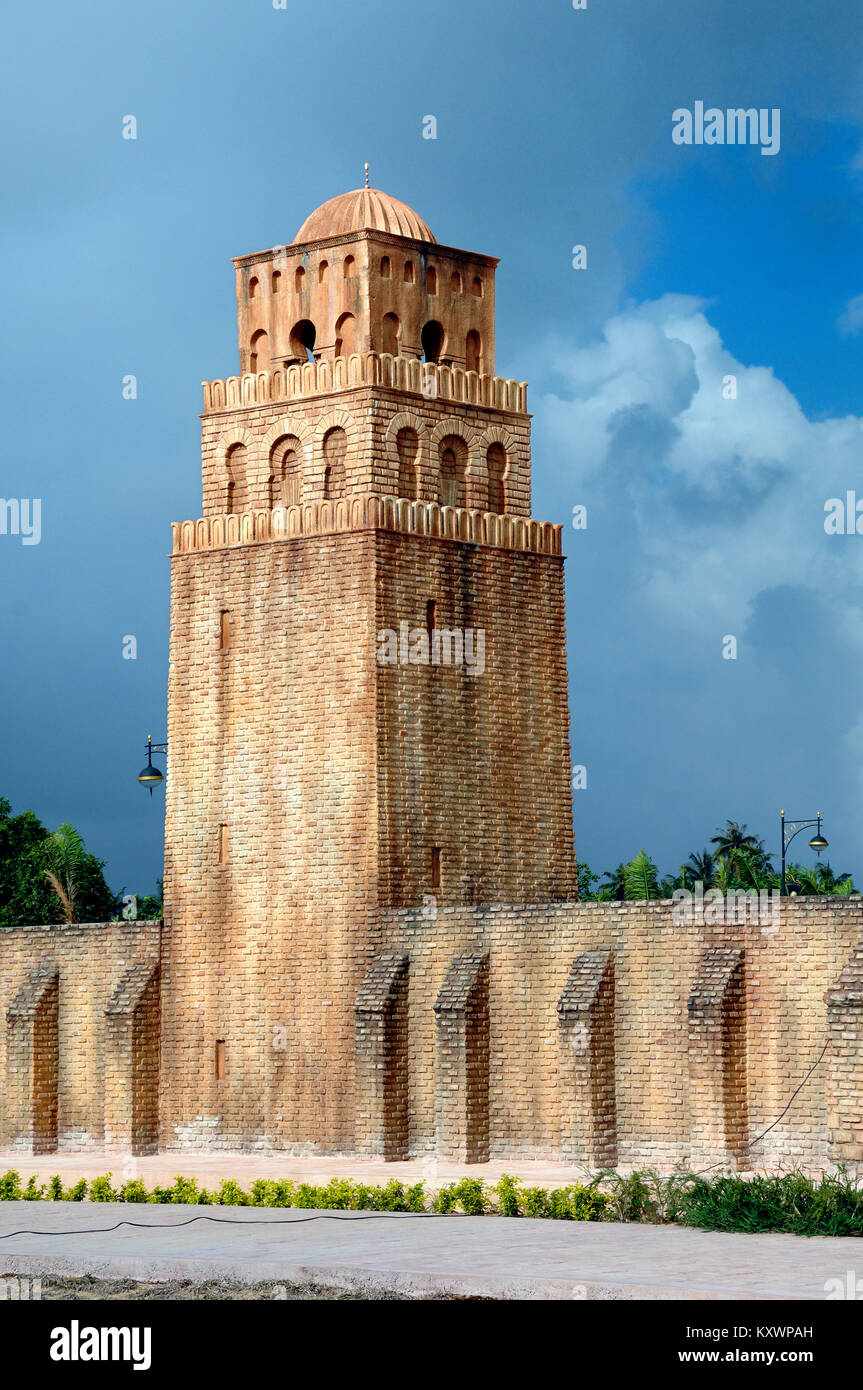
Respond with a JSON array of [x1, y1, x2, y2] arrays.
[[809, 832, 829, 853], [137, 763, 163, 789]]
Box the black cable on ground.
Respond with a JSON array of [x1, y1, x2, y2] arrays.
[[0, 1210, 448, 1240]]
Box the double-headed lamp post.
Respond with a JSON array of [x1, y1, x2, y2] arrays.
[[136, 735, 168, 796], [780, 809, 829, 896]]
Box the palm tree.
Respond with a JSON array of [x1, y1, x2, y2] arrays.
[[685, 850, 716, 890], [624, 850, 660, 901], [598, 863, 627, 901], [42, 824, 88, 924], [732, 848, 777, 892], [711, 821, 770, 880], [814, 862, 854, 894]]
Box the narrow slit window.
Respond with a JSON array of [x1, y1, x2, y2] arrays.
[[220, 610, 231, 651], [218, 824, 229, 865], [431, 846, 442, 890], [426, 600, 437, 636], [215, 1040, 226, 1080]]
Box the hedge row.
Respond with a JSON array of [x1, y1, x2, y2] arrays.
[[2, 1168, 863, 1234]]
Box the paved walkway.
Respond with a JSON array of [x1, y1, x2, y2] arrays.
[[0, 1201, 860, 1300], [0, 1151, 603, 1189]]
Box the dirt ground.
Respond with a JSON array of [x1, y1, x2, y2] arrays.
[[30, 1274, 482, 1301]]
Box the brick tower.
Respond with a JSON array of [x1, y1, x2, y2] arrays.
[[161, 185, 576, 1153]]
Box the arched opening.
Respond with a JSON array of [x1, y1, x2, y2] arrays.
[[439, 435, 468, 509], [451, 271, 462, 294], [323, 427, 347, 499], [249, 329, 270, 373], [295, 265, 306, 293], [381, 312, 400, 356], [288, 319, 316, 363], [403, 261, 414, 284], [271, 269, 282, 294], [396, 427, 419, 499], [465, 330, 482, 374], [487, 442, 507, 513], [225, 443, 249, 514], [248, 276, 259, 299], [343, 255, 356, 278], [269, 435, 303, 508], [426, 265, 437, 295], [472, 275, 483, 298], [319, 260, 329, 285], [335, 312, 357, 358], [380, 256, 391, 279], [421, 320, 444, 364]]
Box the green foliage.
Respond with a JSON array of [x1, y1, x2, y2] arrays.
[[597, 863, 627, 901], [89, 1174, 118, 1202], [1, 1166, 861, 1235], [675, 1169, 863, 1236], [433, 1178, 489, 1215], [576, 862, 601, 901], [118, 1179, 151, 1203], [624, 850, 660, 901], [490, 1174, 607, 1220], [0, 796, 118, 927], [0, 1170, 22, 1200]]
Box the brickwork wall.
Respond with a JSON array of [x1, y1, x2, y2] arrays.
[[0, 923, 161, 1152], [162, 531, 380, 1152], [374, 532, 576, 907], [200, 385, 531, 517], [368, 898, 863, 1170], [161, 526, 574, 1151]]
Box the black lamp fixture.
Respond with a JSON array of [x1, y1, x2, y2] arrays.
[[137, 735, 168, 796], [780, 809, 828, 896]]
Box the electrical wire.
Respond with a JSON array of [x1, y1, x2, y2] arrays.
[[0, 1210, 447, 1240]]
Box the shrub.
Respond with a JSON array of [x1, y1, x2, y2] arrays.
[[0, 1170, 21, 1201], [89, 1174, 118, 1202]]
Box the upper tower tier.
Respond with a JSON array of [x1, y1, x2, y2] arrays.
[[233, 186, 498, 373]]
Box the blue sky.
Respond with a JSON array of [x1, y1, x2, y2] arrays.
[[2, 0, 863, 894]]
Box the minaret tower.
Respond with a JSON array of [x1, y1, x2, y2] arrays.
[[160, 185, 576, 1152]]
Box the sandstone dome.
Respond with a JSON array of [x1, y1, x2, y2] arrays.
[[293, 187, 436, 244]]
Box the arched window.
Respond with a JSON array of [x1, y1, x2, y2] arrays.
[[380, 256, 391, 279], [249, 329, 269, 373], [472, 276, 483, 298], [381, 312, 400, 356], [396, 427, 419, 499], [335, 312, 356, 358], [465, 330, 482, 374], [487, 442, 507, 513], [288, 320, 316, 363], [323, 427, 347, 499], [269, 435, 303, 508], [319, 260, 329, 285], [248, 276, 259, 300], [403, 261, 414, 284], [295, 266, 306, 293], [225, 443, 249, 513], [439, 436, 467, 509], [343, 255, 356, 278], [271, 269, 281, 294], [421, 320, 444, 364], [451, 271, 462, 294], [426, 265, 437, 295]]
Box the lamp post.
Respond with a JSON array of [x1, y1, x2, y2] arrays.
[[137, 735, 168, 796], [780, 809, 828, 896]]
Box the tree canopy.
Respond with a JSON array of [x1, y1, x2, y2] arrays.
[[0, 796, 159, 927]]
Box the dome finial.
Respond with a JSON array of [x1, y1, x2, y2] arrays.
[[363, 162, 370, 188]]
